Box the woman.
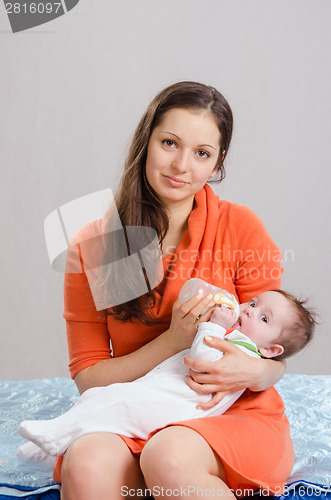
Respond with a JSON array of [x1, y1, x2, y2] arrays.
[[58, 82, 294, 499]]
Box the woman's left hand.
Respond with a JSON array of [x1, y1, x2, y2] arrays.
[[183, 336, 261, 410]]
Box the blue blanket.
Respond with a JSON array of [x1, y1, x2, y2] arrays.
[[0, 375, 330, 499]]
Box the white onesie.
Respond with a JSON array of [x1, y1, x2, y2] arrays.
[[18, 323, 260, 461]]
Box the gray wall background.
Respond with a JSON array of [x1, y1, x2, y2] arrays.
[[1, 0, 330, 379]]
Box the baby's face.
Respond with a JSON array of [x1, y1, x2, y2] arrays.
[[233, 291, 295, 349]]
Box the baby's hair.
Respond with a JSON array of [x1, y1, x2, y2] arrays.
[[271, 290, 318, 361]]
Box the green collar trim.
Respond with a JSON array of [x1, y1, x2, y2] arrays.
[[226, 339, 265, 358]]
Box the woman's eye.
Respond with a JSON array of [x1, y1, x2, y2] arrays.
[[197, 150, 210, 159], [261, 315, 268, 323], [162, 139, 176, 148]]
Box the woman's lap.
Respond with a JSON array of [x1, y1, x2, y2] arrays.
[[55, 428, 225, 485], [58, 427, 231, 500], [55, 388, 294, 497]]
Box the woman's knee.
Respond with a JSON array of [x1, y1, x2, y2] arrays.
[[64, 433, 112, 466], [140, 426, 226, 487], [140, 428, 186, 482], [61, 433, 144, 499]]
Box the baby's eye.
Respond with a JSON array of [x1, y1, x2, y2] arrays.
[[261, 314, 268, 323], [249, 300, 256, 307], [197, 150, 210, 159], [162, 139, 176, 148]]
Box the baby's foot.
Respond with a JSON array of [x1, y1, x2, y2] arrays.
[[16, 441, 57, 470], [18, 420, 58, 456]]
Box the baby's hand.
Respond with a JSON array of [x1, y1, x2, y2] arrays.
[[209, 306, 237, 329]]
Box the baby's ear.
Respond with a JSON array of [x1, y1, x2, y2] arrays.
[[259, 344, 284, 359]]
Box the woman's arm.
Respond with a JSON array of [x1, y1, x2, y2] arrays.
[[74, 329, 177, 394], [183, 338, 286, 410], [203, 336, 286, 392], [249, 357, 286, 392], [74, 293, 215, 394]]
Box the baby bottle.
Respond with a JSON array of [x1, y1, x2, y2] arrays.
[[178, 278, 240, 317]]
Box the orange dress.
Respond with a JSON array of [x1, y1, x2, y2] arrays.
[[54, 185, 294, 495]]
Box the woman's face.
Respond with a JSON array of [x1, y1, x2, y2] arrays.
[[145, 108, 221, 208]]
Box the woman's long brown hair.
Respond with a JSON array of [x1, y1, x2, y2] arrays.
[[101, 81, 234, 322]]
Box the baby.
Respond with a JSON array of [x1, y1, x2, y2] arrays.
[[18, 288, 315, 462]]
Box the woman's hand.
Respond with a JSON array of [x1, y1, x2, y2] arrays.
[[183, 337, 263, 410], [165, 294, 216, 353]]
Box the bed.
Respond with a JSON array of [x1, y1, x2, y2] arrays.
[[0, 374, 330, 499]]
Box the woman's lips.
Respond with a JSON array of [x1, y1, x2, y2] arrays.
[[164, 175, 188, 187]]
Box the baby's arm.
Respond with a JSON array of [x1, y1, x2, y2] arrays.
[[189, 307, 237, 363], [209, 306, 238, 330]]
